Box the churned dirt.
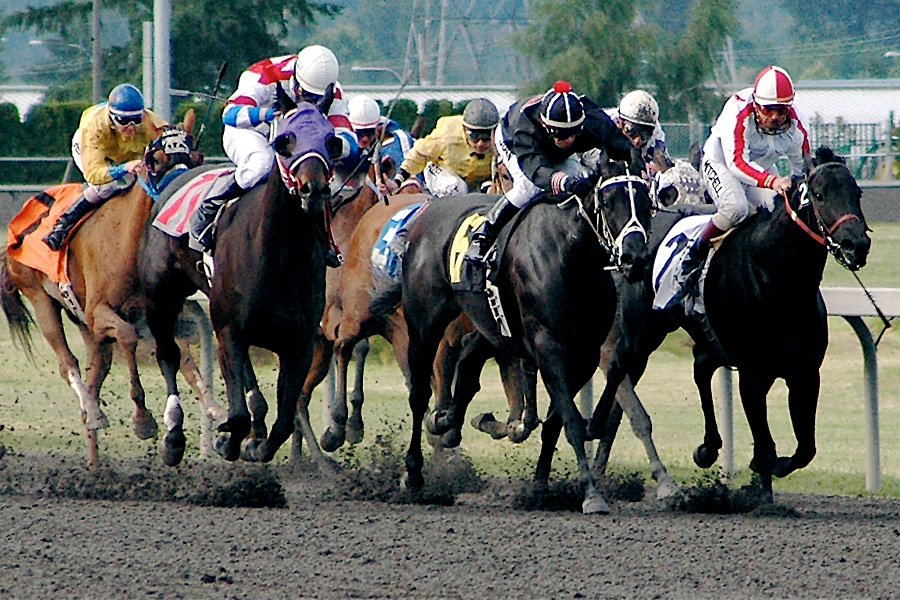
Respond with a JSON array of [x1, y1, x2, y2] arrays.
[[0, 450, 898, 600]]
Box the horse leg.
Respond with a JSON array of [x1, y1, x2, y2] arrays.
[[293, 334, 333, 462], [738, 370, 778, 502], [535, 404, 562, 485], [692, 343, 725, 469], [175, 338, 227, 459], [779, 368, 820, 477], [321, 324, 370, 452], [76, 328, 114, 468], [346, 338, 370, 445], [91, 304, 158, 441], [535, 333, 607, 515], [214, 326, 252, 461], [244, 356, 268, 440]]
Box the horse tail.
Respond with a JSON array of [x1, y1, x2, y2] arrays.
[[0, 250, 36, 364], [369, 281, 403, 321]]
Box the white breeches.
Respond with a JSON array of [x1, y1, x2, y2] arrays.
[[495, 126, 582, 208], [70, 129, 135, 204], [223, 126, 276, 189], [701, 157, 779, 231]]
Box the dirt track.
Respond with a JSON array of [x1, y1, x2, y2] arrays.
[[0, 453, 898, 599]]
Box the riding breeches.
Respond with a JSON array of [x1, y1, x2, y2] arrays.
[[495, 127, 583, 208], [69, 129, 138, 205], [423, 163, 468, 197], [223, 126, 275, 189], [700, 156, 779, 231]]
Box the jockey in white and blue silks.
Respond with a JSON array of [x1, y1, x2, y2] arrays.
[[347, 94, 414, 177], [189, 45, 358, 258], [606, 90, 671, 177]]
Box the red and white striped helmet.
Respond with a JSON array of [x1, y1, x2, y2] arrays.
[[753, 65, 794, 107]]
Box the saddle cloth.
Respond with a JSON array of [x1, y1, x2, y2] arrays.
[[651, 214, 714, 312], [152, 166, 234, 237], [7, 183, 83, 284], [371, 201, 426, 286]]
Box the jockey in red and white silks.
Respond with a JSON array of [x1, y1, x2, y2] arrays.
[[701, 89, 810, 234], [222, 50, 358, 189]]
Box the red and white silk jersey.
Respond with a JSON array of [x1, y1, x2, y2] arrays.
[[704, 87, 810, 189]]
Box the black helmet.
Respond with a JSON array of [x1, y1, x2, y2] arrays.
[[462, 98, 500, 130], [540, 81, 585, 136]]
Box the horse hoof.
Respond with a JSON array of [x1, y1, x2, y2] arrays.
[[440, 428, 462, 449], [582, 494, 610, 515], [346, 424, 364, 446], [401, 471, 424, 490], [425, 410, 452, 436], [241, 438, 266, 462], [215, 434, 240, 462], [693, 445, 719, 469], [86, 412, 110, 431], [470, 413, 507, 440], [160, 426, 186, 467], [772, 456, 795, 478], [507, 421, 534, 444], [655, 478, 681, 500], [133, 413, 159, 440], [320, 428, 346, 453]]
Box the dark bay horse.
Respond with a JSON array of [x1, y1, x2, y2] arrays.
[[0, 114, 212, 467], [403, 151, 652, 513], [589, 147, 871, 501], [141, 102, 339, 464]]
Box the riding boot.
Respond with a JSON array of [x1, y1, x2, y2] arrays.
[[43, 196, 96, 250], [189, 174, 244, 252], [465, 196, 518, 262], [673, 220, 726, 300]]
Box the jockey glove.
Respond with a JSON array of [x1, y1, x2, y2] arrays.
[[567, 176, 594, 200]]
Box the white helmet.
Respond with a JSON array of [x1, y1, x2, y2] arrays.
[[294, 45, 339, 96], [348, 95, 382, 129], [753, 65, 794, 107], [618, 90, 659, 127]]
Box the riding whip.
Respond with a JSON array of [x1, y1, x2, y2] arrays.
[[373, 69, 414, 205], [195, 62, 229, 149]]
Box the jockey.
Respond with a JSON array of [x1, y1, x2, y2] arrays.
[[43, 84, 167, 250], [348, 94, 415, 175], [189, 44, 358, 261], [465, 80, 637, 262], [384, 97, 499, 197], [673, 65, 811, 299], [607, 89, 672, 176]]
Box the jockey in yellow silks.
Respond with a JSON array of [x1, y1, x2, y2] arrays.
[[43, 83, 167, 250]]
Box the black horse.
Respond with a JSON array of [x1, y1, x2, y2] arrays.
[[400, 150, 651, 513], [587, 147, 871, 501], [140, 102, 340, 463]]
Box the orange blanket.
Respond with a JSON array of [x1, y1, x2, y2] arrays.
[[7, 183, 83, 283]]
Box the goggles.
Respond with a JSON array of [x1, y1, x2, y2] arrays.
[[622, 121, 654, 142], [466, 129, 493, 143], [755, 104, 790, 118], [355, 127, 377, 140], [547, 126, 581, 140], [110, 112, 143, 127]]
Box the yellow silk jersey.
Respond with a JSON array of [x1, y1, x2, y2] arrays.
[[399, 115, 494, 191], [77, 103, 167, 184]]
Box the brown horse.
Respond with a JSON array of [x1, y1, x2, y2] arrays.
[[0, 113, 220, 467]]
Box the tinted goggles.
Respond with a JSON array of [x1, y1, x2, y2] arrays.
[[756, 104, 790, 118], [622, 121, 654, 141], [547, 126, 581, 140], [110, 112, 143, 127], [466, 129, 493, 143], [356, 127, 377, 140]]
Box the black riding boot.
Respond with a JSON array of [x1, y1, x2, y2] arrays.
[[465, 196, 518, 262], [43, 196, 96, 251], [674, 221, 725, 300], [189, 175, 244, 252]]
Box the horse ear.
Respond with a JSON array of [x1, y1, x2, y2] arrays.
[[688, 141, 702, 173], [272, 132, 296, 157], [653, 146, 671, 173], [276, 83, 297, 113], [815, 145, 844, 166], [326, 135, 343, 161], [181, 109, 196, 135]]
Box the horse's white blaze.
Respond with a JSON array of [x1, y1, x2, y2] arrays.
[[68, 369, 106, 430], [164, 394, 184, 430]]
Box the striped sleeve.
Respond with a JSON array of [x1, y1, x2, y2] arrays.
[[730, 104, 775, 188], [223, 99, 275, 128]]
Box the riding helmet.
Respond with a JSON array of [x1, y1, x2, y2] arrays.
[[618, 90, 659, 127], [294, 45, 340, 96], [462, 98, 500, 130], [753, 65, 794, 107], [539, 81, 585, 133], [348, 95, 382, 129], [107, 84, 144, 119]]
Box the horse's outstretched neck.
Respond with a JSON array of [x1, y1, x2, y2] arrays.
[[0, 251, 36, 363]]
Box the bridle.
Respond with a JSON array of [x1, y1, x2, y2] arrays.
[[563, 171, 649, 271], [783, 161, 864, 267]]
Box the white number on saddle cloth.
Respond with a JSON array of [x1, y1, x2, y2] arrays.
[[651, 214, 713, 312]]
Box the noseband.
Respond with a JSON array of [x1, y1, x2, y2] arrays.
[[784, 162, 863, 265]]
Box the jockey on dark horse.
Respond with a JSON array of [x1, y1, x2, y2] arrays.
[[671, 65, 812, 303], [43, 84, 168, 250], [608, 89, 673, 178], [188, 44, 359, 265], [465, 80, 639, 262]]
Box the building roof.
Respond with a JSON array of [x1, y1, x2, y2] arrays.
[[0, 85, 47, 121], [755, 79, 900, 125]]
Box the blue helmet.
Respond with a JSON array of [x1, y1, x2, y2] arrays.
[[108, 84, 144, 121]]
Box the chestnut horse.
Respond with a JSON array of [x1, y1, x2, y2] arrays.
[[0, 114, 217, 467]]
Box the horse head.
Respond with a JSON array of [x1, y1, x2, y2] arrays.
[[270, 102, 343, 215], [593, 148, 652, 283], [143, 109, 203, 190], [792, 146, 871, 271]]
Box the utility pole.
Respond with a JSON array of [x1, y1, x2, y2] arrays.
[[91, 0, 102, 102]]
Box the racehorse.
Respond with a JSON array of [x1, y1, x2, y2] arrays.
[[402, 149, 652, 513], [141, 101, 340, 464], [0, 113, 215, 467], [588, 146, 871, 501]]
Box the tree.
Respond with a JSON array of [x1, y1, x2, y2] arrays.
[[2, 0, 341, 101]]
